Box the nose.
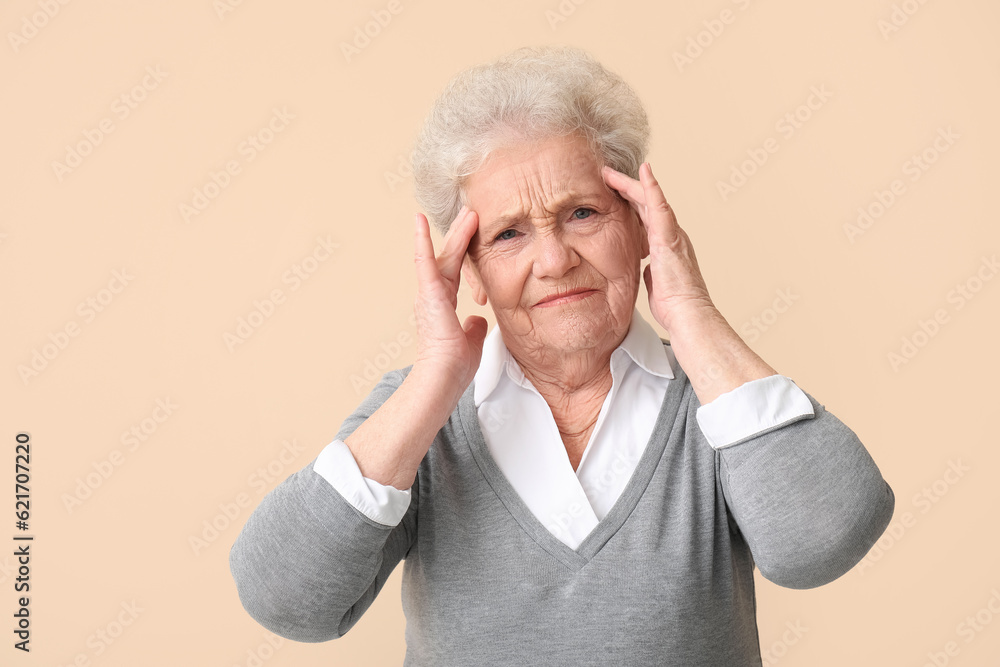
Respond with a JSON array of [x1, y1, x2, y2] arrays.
[[530, 228, 579, 279]]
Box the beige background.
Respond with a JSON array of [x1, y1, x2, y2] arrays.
[[2, 0, 998, 664]]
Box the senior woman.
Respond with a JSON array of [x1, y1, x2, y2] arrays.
[[230, 46, 894, 665]]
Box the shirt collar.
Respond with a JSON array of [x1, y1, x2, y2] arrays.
[[473, 307, 675, 407]]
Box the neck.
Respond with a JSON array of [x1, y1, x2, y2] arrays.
[[511, 343, 616, 436]]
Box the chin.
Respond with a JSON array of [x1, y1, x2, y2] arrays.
[[535, 313, 610, 352]]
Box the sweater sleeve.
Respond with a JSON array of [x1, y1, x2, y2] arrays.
[[229, 368, 418, 642], [715, 386, 895, 590]]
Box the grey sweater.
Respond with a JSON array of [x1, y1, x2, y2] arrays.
[[230, 353, 894, 666]]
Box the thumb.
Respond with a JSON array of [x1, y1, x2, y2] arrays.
[[463, 315, 489, 360]]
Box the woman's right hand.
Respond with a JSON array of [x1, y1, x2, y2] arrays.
[[412, 206, 488, 398]]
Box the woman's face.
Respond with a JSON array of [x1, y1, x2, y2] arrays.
[[461, 132, 650, 360]]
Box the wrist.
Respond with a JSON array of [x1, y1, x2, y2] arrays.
[[666, 307, 777, 405], [409, 360, 474, 408], [659, 298, 722, 337], [344, 362, 469, 492]]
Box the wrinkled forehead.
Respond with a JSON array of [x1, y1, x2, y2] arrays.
[[463, 134, 614, 216]]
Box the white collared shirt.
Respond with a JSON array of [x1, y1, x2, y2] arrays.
[[314, 308, 814, 549]]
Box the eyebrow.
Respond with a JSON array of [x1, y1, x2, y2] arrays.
[[480, 190, 606, 239]]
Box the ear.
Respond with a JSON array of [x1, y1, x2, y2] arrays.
[[462, 255, 488, 306]]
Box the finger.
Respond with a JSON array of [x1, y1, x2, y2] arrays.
[[437, 207, 478, 283], [602, 166, 651, 226], [638, 162, 678, 248], [414, 212, 443, 289], [440, 204, 469, 246], [463, 314, 489, 356], [414, 212, 459, 320], [601, 165, 646, 209]]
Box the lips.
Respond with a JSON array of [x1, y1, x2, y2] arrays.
[[534, 288, 597, 307]]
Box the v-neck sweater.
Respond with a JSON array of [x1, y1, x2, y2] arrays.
[[230, 348, 895, 666]]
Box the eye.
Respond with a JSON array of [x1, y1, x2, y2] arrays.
[[572, 208, 595, 220], [495, 228, 517, 242]]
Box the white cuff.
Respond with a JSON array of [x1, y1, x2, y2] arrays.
[[695, 374, 815, 450], [312, 439, 413, 527]]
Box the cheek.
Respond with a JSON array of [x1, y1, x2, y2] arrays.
[[594, 225, 642, 275], [479, 256, 527, 306]]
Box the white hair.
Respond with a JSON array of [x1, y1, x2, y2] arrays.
[[411, 45, 650, 235]]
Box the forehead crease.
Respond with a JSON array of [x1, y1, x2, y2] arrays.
[[499, 165, 591, 217], [478, 140, 606, 232], [497, 192, 582, 222]]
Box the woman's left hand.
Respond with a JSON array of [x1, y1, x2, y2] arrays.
[[602, 162, 717, 335]]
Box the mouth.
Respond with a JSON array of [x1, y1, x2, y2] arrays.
[[534, 288, 598, 308]]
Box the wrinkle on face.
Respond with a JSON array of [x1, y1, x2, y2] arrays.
[[461, 132, 647, 395]]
